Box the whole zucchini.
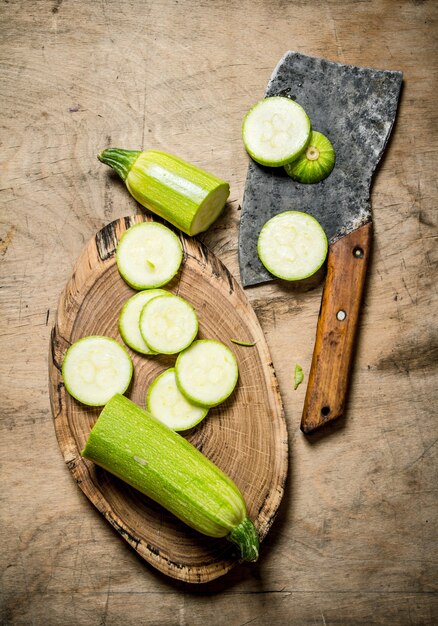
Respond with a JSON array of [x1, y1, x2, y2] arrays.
[[81, 393, 259, 561], [98, 148, 230, 236]]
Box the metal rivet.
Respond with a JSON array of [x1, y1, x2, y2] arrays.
[[337, 310, 346, 321], [353, 247, 364, 258]]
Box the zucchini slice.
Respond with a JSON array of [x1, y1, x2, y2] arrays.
[[118, 289, 171, 354], [175, 340, 238, 407], [116, 221, 183, 290], [147, 368, 208, 431], [139, 294, 198, 355], [258, 211, 328, 281], [62, 336, 133, 406], [81, 394, 259, 561], [242, 96, 311, 167]]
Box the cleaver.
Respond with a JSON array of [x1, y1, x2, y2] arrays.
[[239, 52, 402, 433]]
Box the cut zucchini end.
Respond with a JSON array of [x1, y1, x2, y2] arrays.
[[228, 517, 259, 562], [62, 336, 133, 406], [116, 221, 183, 290], [188, 183, 230, 235], [175, 339, 239, 408], [139, 294, 198, 355], [258, 211, 328, 282], [284, 131, 336, 184], [118, 289, 171, 355], [147, 368, 209, 431], [242, 96, 311, 167]]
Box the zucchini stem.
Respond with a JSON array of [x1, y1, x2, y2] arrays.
[[306, 146, 320, 161], [228, 517, 259, 562], [98, 148, 141, 181]]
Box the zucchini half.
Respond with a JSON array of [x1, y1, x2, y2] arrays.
[[98, 149, 230, 236]]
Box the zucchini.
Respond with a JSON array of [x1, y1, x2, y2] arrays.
[[81, 394, 259, 561], [62, 336, 133, 406], [242, 96, 311, 167], [118, 289, 171, 354], [139, 293, 198, 355], [175, 340, 238, 407], [284, 131, 336, 183], [98, 149, 230, 236], [147, 367, 208, 431], [258, 211, 328, 281], [116, 222, 182, 290]]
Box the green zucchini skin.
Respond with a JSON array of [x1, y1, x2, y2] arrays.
[[97, 149, 141, 181], [81, 394, 259, 562], [98, 148, 230, 236]]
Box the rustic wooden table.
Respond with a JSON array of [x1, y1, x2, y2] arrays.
[[1, 1, 437, 624]]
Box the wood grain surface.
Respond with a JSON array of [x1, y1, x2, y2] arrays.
[[1, 0, 437, 624], [49, 214, 287, 583]]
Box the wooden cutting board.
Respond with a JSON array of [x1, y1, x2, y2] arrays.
[[48, 214, 288, 583]]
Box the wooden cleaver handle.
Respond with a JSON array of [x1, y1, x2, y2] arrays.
[[301, 222, 373, 433]]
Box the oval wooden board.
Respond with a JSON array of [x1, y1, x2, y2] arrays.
[[49, 215, 288, 583]]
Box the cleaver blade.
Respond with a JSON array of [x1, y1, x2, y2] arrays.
[[238, 52, 402, 433]]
